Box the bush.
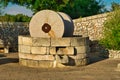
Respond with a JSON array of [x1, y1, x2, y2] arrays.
[[100, 9, 120, 50]]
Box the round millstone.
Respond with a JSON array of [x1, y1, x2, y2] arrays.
[[29, 10, 64, 38], [29, 10, 74, 38]]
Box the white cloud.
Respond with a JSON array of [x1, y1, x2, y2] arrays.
[[4, 3, 33, 17]]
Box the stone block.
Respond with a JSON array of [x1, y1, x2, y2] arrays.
[[38, 61, 54, 68], [4, 46, 9, 53], [32, 38, 50, 46], [69, 53, 87, 60], [55, 55, 68, 64], [50, 47, 56, 55], [71, 37, 89, 46], [75, 58, 88, 66], [22, 36, 32, 46], [19, 58, 27, 66], [51, 38, 71, 46], [27, 59, 39, 67], [19, 53, 55, 61], [18, 45, 21, 52], [57, 47, 74, 55], [20, 45, 31, 53], [117, 63, 120, 69], [31, 47, 48, 55], [18, 36, 23, 45], [74, 46, 90, 54]]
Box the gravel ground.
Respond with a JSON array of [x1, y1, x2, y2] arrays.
[[0, 53, 120, 80]]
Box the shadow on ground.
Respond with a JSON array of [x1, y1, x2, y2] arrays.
[[0, 58, 18, 65], [0, 53, 19, 65], [88, 40, 109, 64]]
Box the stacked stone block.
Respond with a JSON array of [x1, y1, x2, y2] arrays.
[[19, 36, 90, 68]]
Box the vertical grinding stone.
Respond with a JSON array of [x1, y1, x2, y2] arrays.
[[29, 10, 64, 38], [29, 10, 74, 38]]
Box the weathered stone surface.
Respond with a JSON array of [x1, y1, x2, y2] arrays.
[[18, 36, 23, 45], [71, 37, 88, 46], [109, 50, 120, 59], [31, 47, 48, 55], [19, 58, 28, 66], [32, 38, 50, 46], [57, 47, 74, 55], [19, 53, 55, 61], [51, 38, 71, 46], [50, 47, 56, 55], [38, 61, 54, 68], [27, 59, 39, 67], [20, 45, 31, 53], [19, 58, 54, 68], [74, 46, 90, 54], [57, 12, 74, 37], [117, 63, 120, 69], [22, 36, 32, 46], [55, 55, 68, 64], [69, 53, 87, 60], [53, 60, 66, 68], [75, 58, 88, 66], [4, 46, 9, 53], [117, 63, 120, 71], [73, 13, 108, 40]]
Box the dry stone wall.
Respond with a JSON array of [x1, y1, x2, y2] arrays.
[[0, 22, 29, 51], [73, 13, 109, 40]]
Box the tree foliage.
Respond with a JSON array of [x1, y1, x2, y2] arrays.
[[4, 0, 105, 19], [111, 2, 120, 11], [100, 8, 120, 50], [0, 14, 31, 22]]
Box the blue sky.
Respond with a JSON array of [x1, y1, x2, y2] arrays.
[[3, 0, 120, 16]]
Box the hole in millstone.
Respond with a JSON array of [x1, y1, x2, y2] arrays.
[[42, 23, 51, 33]]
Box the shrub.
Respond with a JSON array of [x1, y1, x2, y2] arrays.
[[100, 9, 120, 50]]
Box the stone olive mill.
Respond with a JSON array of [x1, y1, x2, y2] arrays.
[[18, 10, 90, 68]]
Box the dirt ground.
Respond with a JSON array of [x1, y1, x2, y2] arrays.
[[0, 53, 120, 80]]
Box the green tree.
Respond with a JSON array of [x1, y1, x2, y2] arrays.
[[0, 14, 31, 22], [5, 0, 105, 19], [100, 8, 120, 50], [111, 2, 120, 11]]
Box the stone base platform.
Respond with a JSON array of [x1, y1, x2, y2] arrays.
[[18, 36, 90, 68]]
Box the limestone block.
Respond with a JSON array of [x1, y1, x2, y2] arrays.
[[69, 53, 87, 60], [22, 36, 32, 46], [4, 46, 9, 53], [19, 58, 27, 66], [18, 45, 21, 52], [20, 45, 31, 53], [18, 36, 23, 45], [32, 38, 50, 46], [38, 61, 54, 68], [31, 47, 48, 55], [51, 38, 71, 46], [50, 47, 56, 55], [19, 53, 55, 61], [57, 47, 74, 55], [71, 37, 89, 46], [75, 58, 88, 66], [74, 46, 90, 54], [27, 60, 39, 67], [55, 55, 68, 64], [53, 61, 66, 68], [118, 63, 120, 68]]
